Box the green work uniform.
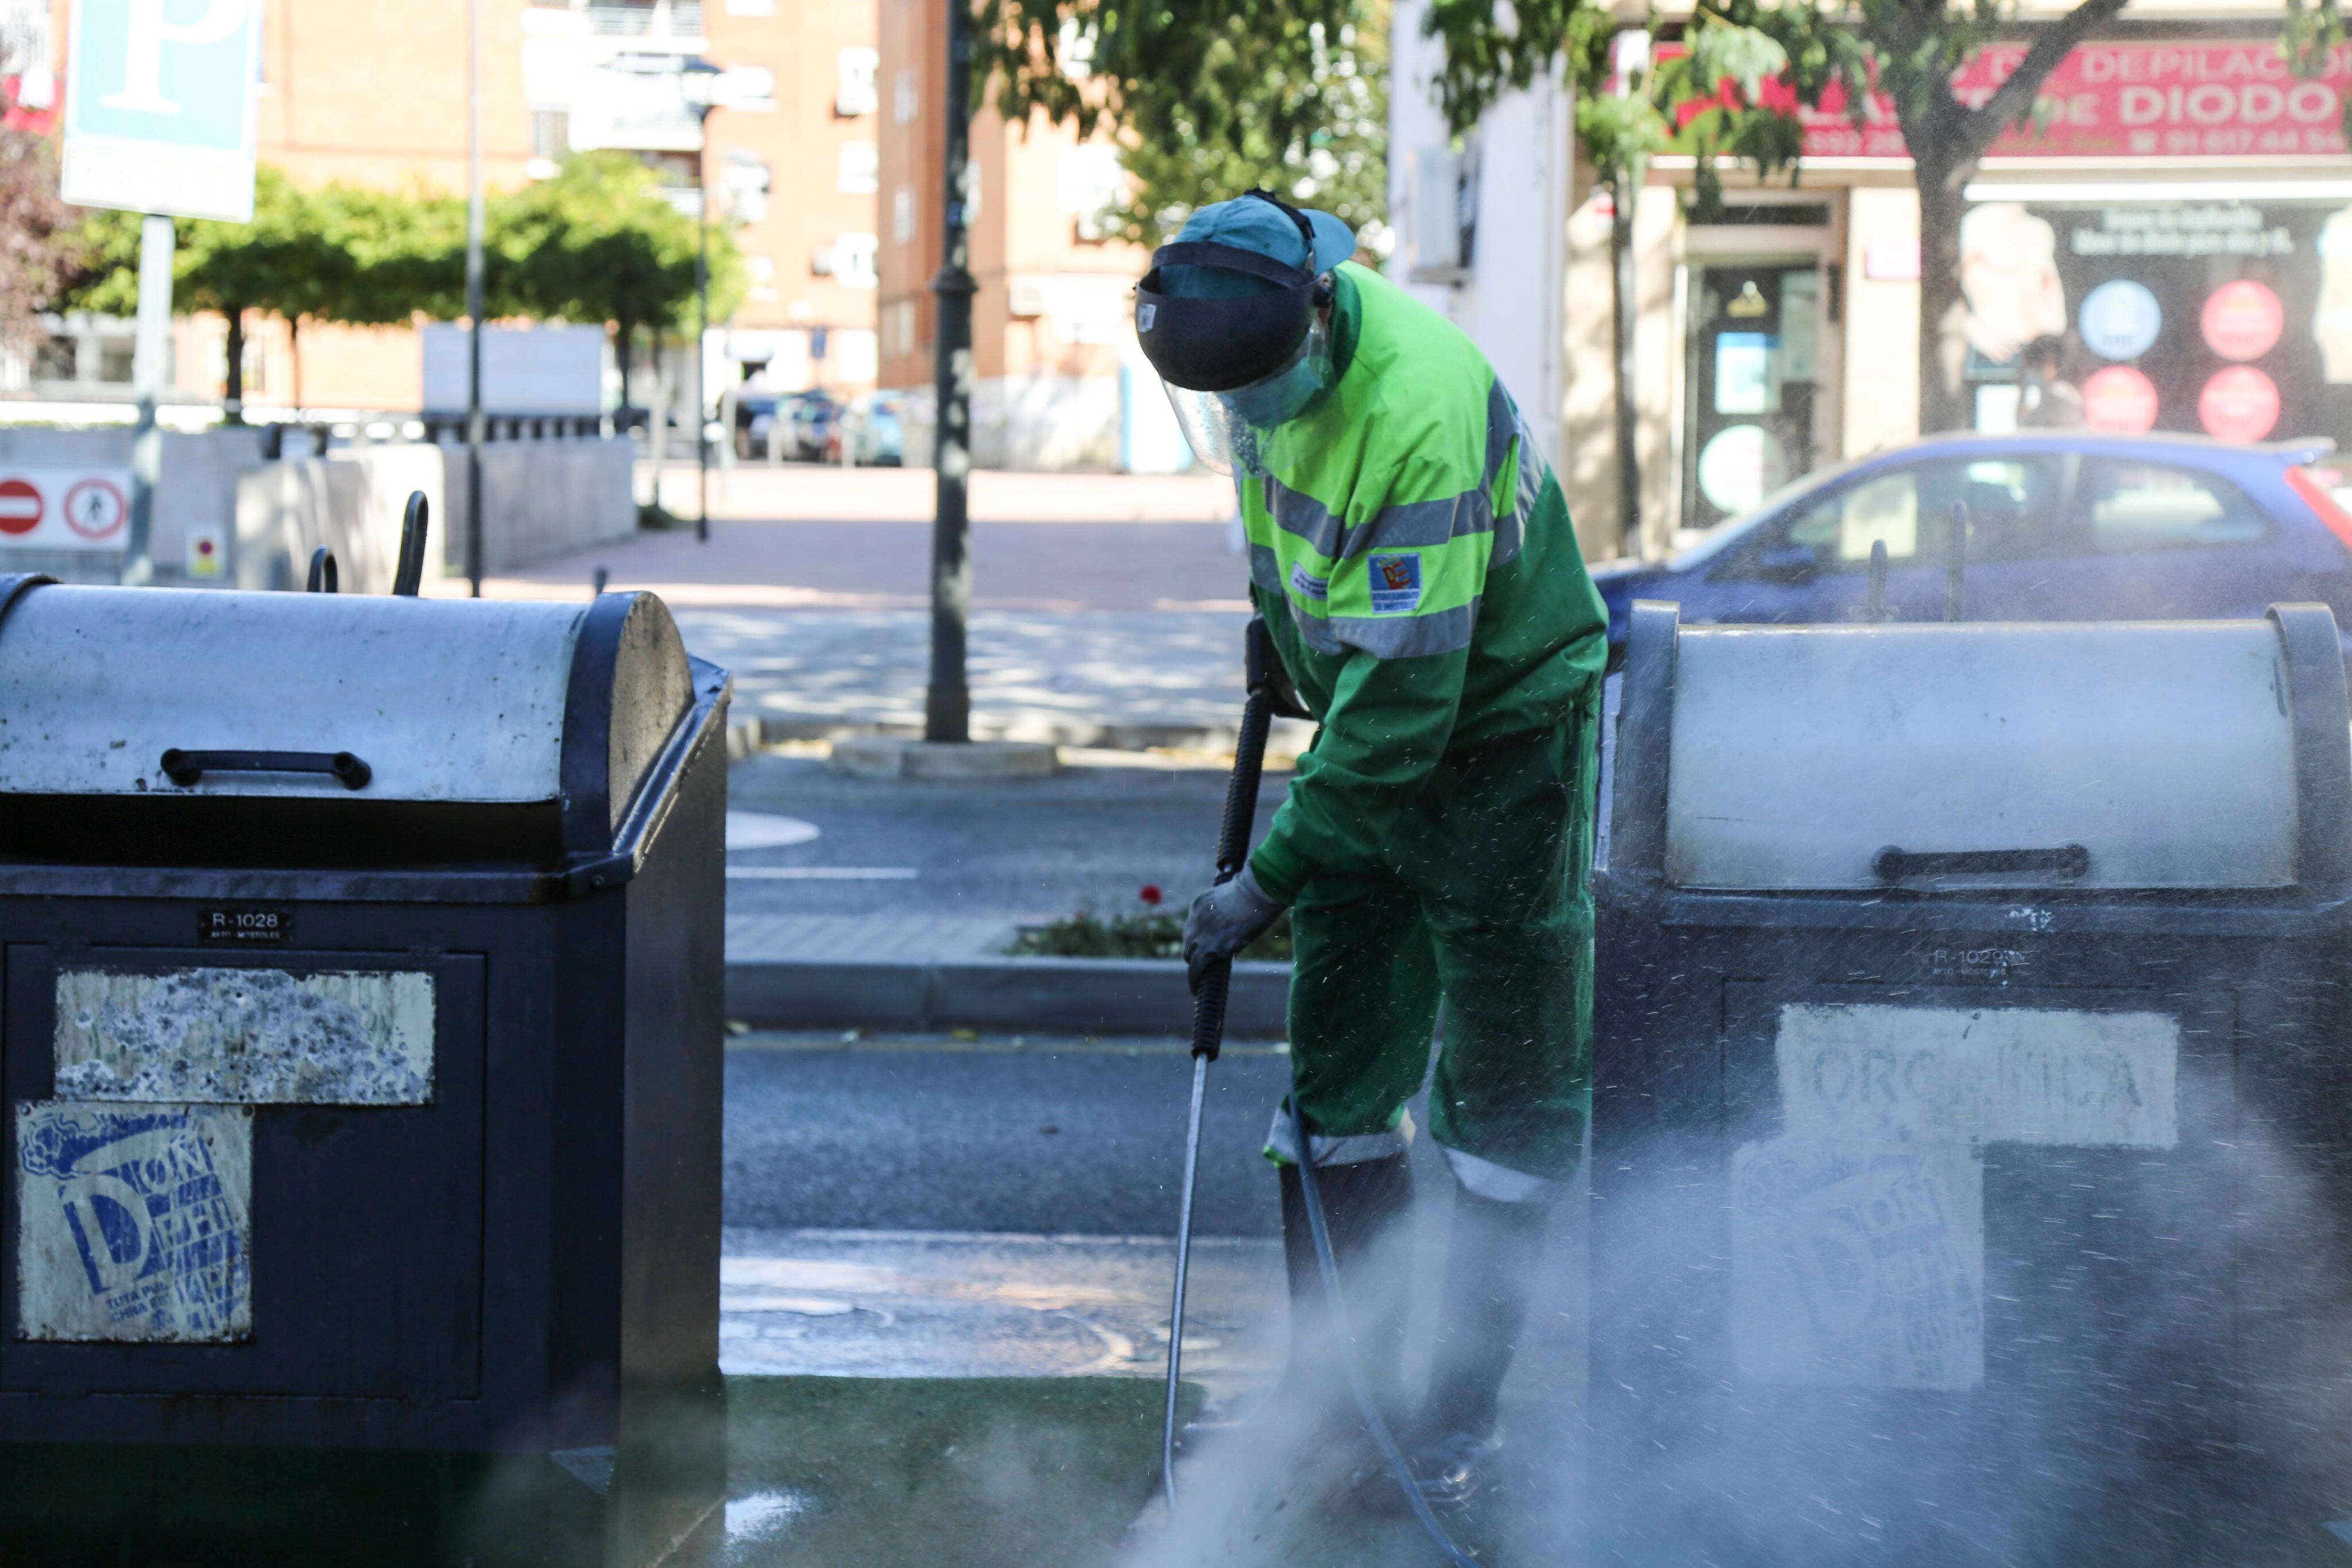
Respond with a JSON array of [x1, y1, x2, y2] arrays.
[[1243, 262, 1608, 1199]]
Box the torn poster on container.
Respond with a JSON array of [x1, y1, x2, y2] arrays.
[[54, 967, 434, 1105], [14, 1101, 253, 1342], [1730, 1002, 2181, 1391]]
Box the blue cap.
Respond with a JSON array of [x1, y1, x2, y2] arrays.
[[1171, 195, 1356, 288]]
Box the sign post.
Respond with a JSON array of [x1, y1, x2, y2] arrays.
[[60, 0, 262, 584]]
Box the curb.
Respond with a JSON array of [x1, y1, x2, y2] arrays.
[[724, 955, 1291, 1036], [726, 715, 1317, 756]]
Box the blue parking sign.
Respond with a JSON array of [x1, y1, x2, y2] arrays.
[[62, 0, 261, 222]]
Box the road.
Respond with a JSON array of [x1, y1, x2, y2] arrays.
[[724, 751, 1285, 920]]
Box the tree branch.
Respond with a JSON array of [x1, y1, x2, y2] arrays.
[[1960, 0, 2130, 158]]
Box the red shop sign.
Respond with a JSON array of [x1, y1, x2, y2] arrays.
[[1678, 41, 2352, 161]]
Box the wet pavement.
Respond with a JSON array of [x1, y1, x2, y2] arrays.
[[719, 1230, 1285, 1406]]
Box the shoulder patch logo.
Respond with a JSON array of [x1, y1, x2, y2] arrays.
[[1289, 561, 1330, 602], [1367, 552, 1422, 614]]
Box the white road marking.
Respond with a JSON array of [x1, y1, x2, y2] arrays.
[[725, 810, 821, 850], [725, 866, 919, 880]]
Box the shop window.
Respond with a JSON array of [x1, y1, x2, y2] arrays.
[[98, 340, 135, 384], [2075, 460, 2268, 553]]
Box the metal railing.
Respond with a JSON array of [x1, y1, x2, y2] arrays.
[[584, 1, 703, 38]]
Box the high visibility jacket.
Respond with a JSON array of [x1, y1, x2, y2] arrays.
[[1243, 262, 1609, 904]]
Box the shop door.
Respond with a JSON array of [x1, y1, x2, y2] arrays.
[[1683, 264, 1824, 531]]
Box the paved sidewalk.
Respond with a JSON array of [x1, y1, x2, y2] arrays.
[[719, 1229, 1285, 1406], [428, 470, 1279, 747]]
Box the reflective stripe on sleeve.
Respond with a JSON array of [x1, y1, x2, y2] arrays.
[[1329, 600, 1478, 658]]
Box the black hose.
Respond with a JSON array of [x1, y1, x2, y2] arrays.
[[1291, 1095, 1484, 1567]]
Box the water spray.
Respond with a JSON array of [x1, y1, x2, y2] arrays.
[[1161, 618, 1482, 1566]]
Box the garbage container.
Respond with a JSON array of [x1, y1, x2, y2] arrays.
[[1589, 601, 2352, 1567], [0, 577, 730, 1549]]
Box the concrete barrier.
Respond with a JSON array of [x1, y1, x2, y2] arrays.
[[0, 426, 636, 589], [437, 435, 637, 575], [0, 425, 268, 583]]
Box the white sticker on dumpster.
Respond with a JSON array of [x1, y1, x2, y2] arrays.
[[1731, 1002, 2183, 1391], [1731, 1140, 1984, 1390], [54, 968, 435, 1105], [1775, 1003, 2179, 1149], [14, 1101, 253, 1342]]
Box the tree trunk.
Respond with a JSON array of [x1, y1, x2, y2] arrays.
[[1914, 157, 1974, 435], [222, 308, 245, 425], [615, 319, 635, 415], [288, 315, 303, 419], [1610, 176, 1644, 557]]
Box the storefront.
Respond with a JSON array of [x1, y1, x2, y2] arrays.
[[1570, 34, 2352, 555]]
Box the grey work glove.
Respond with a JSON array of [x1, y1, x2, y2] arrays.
[[1183, 865, 1285, 993]]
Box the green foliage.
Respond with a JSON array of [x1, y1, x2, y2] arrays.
[[493, 150, 743, 336], [977, 0, 1387, 249], [1008, 901, 1293, 962], [58, 152, 742, 349]]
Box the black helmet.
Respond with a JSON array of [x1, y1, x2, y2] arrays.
[[1136, 192, 1333, 392]]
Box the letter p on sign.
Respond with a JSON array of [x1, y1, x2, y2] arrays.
[[101, 0, 252, 115], [61, 0, 261, 223]]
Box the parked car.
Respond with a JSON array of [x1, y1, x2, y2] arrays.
[[733, 392, 779, 459], [1591, 432, 2352, 661], [788, 393, 843, 461], [836, 392, 907, 466]]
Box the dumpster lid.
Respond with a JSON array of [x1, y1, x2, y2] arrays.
[[0, 583, 691, 841], [1610, 605, 2352, 893]]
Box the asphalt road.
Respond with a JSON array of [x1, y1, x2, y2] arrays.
[[722, 1037, 1461, 1241], [725, 753, 1288, 920], [723, 1040, 1301, 1237]]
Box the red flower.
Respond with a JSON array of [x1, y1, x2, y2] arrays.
[[1139, 884, 1164, 907]]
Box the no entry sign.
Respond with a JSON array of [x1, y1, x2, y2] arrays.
[[0, 478, 42, 536], [0, 468, 135, 551]]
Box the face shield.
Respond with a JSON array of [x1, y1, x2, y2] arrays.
[[1159, 318, 1335, 477]]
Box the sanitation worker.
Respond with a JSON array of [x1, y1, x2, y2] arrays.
[[1155, 191, 1609, 1510]]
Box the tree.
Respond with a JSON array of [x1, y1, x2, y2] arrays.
[[491, 152, 743, 410], [1425, 0, 2345, 434], [0, 82, 77, 358], [978, 0, 1387, 248], [60, 153, 740, 416], [64, 169, 369, 416], [1547, 10, 1816, 549]]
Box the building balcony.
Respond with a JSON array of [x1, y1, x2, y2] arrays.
[[583, 1, 705, 46]]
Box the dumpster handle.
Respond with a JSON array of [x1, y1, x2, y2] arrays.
[[160, 749, 372, 790], [305, 547, 338, 593], [1875, 844, 2087, 882]]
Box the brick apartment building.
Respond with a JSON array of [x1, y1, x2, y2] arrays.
[[6, 0, 878, 416], [876, 0, 1159, 469]]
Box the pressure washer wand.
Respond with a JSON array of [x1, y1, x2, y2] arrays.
[[1161, 618, 1279, 1511]]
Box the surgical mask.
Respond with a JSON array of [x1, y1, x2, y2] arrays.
[[1161, 320, 1336, 478]]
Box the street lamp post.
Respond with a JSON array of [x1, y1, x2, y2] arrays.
[[680, 59, 725, 547], [925, 0, 976, 744]]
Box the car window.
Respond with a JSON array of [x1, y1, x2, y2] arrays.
[[2072, 459, 2268, 553], [1723, 457, 2064, 578]]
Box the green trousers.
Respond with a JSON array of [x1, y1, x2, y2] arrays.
[[1274, 707, 1598, 1199]]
